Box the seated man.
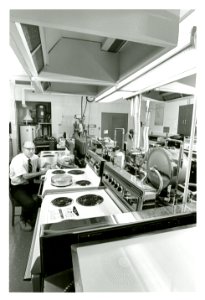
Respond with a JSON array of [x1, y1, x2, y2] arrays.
[[9, 141, 50, 231]]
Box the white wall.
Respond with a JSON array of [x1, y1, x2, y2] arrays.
[[13, 86, 194, 147], [13, 87, 131, 141], [149, 96, 194, 136]]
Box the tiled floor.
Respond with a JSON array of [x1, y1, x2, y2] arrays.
[[9, 204, 33, 292]]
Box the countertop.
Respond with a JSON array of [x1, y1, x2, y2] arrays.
[[71, 225, 197, 292]]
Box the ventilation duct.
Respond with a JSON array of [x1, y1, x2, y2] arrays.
[[21, 23, 44, 73], [101, 38, 127, 53]]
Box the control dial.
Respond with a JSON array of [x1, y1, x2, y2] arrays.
[[117, 186, 122, 192]]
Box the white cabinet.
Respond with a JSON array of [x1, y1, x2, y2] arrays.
[[20, 125, 37, 150]]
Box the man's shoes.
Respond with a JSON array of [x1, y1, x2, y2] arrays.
[[19, 220, 33, 232]]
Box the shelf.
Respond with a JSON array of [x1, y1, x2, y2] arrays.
[[38, 123, 51, 125]]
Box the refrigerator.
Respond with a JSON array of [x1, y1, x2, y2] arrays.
[[20, 125, 37, 150]]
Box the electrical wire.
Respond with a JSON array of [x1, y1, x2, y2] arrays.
[[81, 96, 95, 120]]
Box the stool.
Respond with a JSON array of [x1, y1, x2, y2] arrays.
[[9, 189, 22, 226]]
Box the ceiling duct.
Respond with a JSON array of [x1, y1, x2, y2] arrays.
[[101, 38, 127, 53], [21, 23, 44, 73]]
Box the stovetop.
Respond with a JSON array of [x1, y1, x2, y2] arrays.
[[41, 165, 101, 197], [40, 188, 122, 224]]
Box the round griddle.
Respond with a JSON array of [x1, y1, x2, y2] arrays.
[[51, 197, 73, 207], [76, 194, 104, 206]]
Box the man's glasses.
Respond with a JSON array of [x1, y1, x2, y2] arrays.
[[24, 147, 35, 151]]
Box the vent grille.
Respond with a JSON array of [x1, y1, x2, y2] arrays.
[[21, 24, 41, 52], [21, 23, 44, 74], [33, 46, 44, 73], [108, 39, 126, 53]]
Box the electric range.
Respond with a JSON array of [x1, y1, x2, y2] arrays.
[[26, 183, 131, 280], [40, 188, 124, 224], [41, 165, 101, 197]]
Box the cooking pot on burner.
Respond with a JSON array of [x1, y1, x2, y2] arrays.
[[147, 147, 188, 189], [51, 174, 72, 187]]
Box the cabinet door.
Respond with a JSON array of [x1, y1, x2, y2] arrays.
[[177, 106, 186, 135], [101, 113, 128, 149], [184, 104, 193, 136], [177, 104, 193, 136]]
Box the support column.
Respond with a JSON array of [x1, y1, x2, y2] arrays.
[[133, 94, 142, 149]]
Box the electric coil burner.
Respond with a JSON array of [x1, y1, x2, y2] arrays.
[[41, 166, 101, 197], [76, 180, 91, 186], [52, 170, 66, 174], [76, 194, 104, 206], [67, 169, 85, 175], [51, 197, 73, 207], [42, 151, 52, 154]]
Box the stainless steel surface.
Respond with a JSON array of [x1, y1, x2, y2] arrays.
[[86, 149, 106, 177], [102, 162, 156, 211], [147, 147, 188, 189]]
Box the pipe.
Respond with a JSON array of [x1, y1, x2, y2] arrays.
[[114, 128, 125, 150], [150, 167, 164, 196], [139, 169, 147, 185], [133, 94, 141, 149]]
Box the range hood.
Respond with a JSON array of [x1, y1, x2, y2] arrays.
[[10, 9, 183, 98]]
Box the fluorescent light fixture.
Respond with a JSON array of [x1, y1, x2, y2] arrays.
[[95, 86, 116, 102], [95, 11, 196, 103], [155, 82, 195, 95], [121, 47, 196, 93], [97, 90, 134, 103]]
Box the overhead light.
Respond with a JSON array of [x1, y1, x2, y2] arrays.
[[95, 11, 196, 103], [155, 82, 195, 95], [95, 86, 116, 102], [97, 91, 134, 103]]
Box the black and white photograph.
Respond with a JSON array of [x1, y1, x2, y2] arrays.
[[4, 1, 203, 296]]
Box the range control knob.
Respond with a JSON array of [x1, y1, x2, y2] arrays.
[[114, 183, 118, 188], [109, 177, 112, 183], [117, 186, 122, 192]]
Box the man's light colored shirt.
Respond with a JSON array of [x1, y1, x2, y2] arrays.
[[10, 153, 39, 185]]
